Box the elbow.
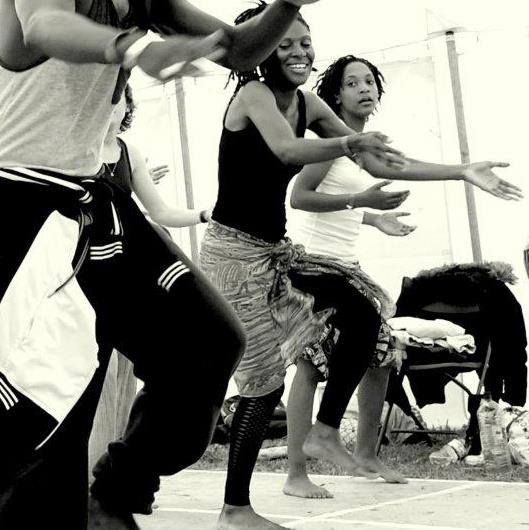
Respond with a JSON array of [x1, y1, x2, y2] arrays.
[[290, 191, 311, 210], [149, 211, 164, 226], [276, 146, 298, 166], [290, 193, 307, 210], [22, 14, 46, 49], [290, 194, 302, 210]]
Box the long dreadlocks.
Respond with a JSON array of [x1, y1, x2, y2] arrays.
[[226, 1, 310, 95], [314, 55, 385, 117]]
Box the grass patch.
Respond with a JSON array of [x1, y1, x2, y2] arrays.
[[193, 435, 529, 483]]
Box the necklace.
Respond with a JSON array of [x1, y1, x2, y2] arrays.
[[104, 161, 118, 178]]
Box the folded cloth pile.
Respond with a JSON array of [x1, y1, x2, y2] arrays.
[[388, 316, 476, 355]]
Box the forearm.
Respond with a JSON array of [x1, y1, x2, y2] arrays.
[[363, 153, 465, 181], [21, 10, 138, 63], [152, 208, 204, 228], [291, 190, 354, 212], [282, 137, 348, 165]]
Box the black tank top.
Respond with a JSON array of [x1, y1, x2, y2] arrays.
[[106, 138, 134, 194], [212, 90, 307, 243]]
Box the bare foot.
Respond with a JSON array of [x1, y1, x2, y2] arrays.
[[88, 496, 141, 530], [217, 504, 288, 530], [303, 423, 378, 480], [283, 475, 333, 499], [354, 455, 408, 484]]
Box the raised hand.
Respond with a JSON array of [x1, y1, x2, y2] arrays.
[[348, 132, 406, 169], [355, 180, 410, 210], [373, 212, 416, 237], [462, 161, 523, 200], [137, 30, 227, 81]]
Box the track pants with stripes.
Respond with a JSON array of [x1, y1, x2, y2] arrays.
[[0, 169, 245, 529]]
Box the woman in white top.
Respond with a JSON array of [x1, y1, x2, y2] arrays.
[[285, 54, 523, 498]]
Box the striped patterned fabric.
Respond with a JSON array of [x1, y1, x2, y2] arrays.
[[200, 221, 396, 396]]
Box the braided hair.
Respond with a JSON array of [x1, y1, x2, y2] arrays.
[[314, 55, 385, 117], [120, 84, 136, 133], [226, 1, 310, 95]]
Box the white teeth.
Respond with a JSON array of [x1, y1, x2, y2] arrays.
[[289, 64, 308, 71]]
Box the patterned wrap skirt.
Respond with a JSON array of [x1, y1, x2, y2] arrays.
[[200, 220, 396, 398]]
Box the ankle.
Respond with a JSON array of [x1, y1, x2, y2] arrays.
[[221, 503, 252, 516], [310, 421, 339, 440]]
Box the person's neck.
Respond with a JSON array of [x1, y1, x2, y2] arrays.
[[341, 111, 366, 133], [269, 83, 299, 115], [102, 136, 121, 164]]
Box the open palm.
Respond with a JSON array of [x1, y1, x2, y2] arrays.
[[374, 213, 416, 237], [463, 162, 523, 200]]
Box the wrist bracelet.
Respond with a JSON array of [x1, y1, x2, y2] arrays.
[[122, 31, 164, 71], [340, 136, 354, 157], [199, 210, 209, 223], [345, 196, 355, 210]]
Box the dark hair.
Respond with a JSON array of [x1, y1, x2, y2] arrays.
[[119, 84, 136, 133], [226, 1, 310, 95], [314, 55, 385, 116]]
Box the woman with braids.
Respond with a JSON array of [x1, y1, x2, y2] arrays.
[[200, 3, 413, 529], [88, 85, 212, 478], [284, 53, 523, 498], [202, 3, 522, 528]]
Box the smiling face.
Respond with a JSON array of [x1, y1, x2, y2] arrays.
[[270, 19, 314, 88], [337, 61, 380, 120]]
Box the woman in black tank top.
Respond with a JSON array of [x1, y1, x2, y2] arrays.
[[200, 5, 408, 530], [89, 85, 214, 478]]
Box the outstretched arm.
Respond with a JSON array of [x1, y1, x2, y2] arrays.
[[153, 0, 320, 71], [241, 83, 403, 166], [358, 153, 523, 200], [127, 142, 210, 228], [14, 0, 227, 77]]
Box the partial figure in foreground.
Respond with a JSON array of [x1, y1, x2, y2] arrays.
[[0, 0, 319, 528]]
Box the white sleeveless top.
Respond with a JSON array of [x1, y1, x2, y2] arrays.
[[287, 156, 375, 262]]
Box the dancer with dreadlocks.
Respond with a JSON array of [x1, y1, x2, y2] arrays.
[[200, 3, 412, 529], [284, 53, 523, 498], [200, 3, 523, 525], [0, 0, 321, 528]]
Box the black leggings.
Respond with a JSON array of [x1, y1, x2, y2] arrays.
[[289, 271, 381, 428], [223, 271, 380, 507], [224, 385, 284, 506]]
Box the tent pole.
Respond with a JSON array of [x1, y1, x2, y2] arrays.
[[444, 30, 482, 263], [174, 78, 199, 263]]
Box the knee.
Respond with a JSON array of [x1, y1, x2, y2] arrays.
[[297, 359, 322, 388]]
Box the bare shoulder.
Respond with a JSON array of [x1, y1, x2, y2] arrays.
[[302, 90, 327, 117], [239, 80, 274, 104]]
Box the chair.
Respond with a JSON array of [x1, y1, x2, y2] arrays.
[[375, 279, 492, 455]]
